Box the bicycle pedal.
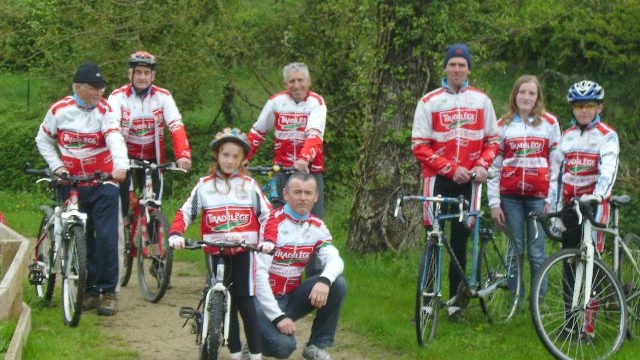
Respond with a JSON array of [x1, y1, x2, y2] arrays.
[[179, 306, 198, 319], [28, 263, 45, 285]]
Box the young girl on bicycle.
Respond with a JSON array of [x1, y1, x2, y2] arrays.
[[488, 75, 561, 299], [168, 127, 274, 360]]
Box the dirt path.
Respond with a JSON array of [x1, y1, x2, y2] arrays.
[[99, 261, 393, 360]]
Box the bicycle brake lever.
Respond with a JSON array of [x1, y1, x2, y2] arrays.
[[458, 201, 464, 223], [574, 201, 583, 225]]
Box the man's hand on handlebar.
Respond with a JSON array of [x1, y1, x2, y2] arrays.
[[169, 235, 185, 249], [176, 158, 192, 171], [471, 166, 488, 183], [111, 168, 127, 182]]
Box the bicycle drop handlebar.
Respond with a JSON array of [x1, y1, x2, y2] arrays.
[[394, 194, 469, 224], [529, 197, 607, 242]]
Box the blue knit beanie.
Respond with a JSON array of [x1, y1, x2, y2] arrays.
[[444, 44, 472, 70]]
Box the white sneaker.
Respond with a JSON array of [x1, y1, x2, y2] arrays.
[[303, 344, 332, 360]]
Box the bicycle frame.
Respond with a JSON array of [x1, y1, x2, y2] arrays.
[[201, 255, 232, 346]]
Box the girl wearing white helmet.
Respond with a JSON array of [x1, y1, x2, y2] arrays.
[[168, 128, 273, 360]]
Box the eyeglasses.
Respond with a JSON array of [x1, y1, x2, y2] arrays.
[[572, 101, 598, 110]]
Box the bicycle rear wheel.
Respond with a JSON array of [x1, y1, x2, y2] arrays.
[[530, 249, 627, 360], [137, 210, 173, 302], [620, 233, 640, 337], [120, 216, 134, 287], [478, 225, 521, 323], [62, 225, 87, 327], [34, 213, 56, 303], [200, 291, 225, 360], [415, 236, 440, 346]]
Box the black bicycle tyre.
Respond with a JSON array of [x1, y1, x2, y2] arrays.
[[530, 249, 627, 360], [137, 211, 173, 302], [478, 225, 521, 323], [62, 225, 87, 327], [35, 214, 56, 303], [620, 233, 640, 338], [415, 236, 440, 346], [120, 218, 134, 287], [201, 291, 225, 360]]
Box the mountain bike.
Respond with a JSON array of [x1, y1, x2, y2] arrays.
[[529, 197, 628, 360], [120, 159, 186, 302], [178, 239, 267, 360], [395, 193, 522, 346], [25, 166, 112, 326], [247, 164, 296, 208]]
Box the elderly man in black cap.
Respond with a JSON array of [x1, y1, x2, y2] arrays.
[[35, 61, 129, 316], [411, 44, 500, 319]]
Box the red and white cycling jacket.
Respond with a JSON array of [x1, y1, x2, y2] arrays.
[[108, 84, 191, 163], [247, 91, 327, 173], [170, 173, 271, 256], [548, 116, 619, 207], [255, 207, 344, 322], [35, 96, 129, 177], [411, 82, 500, 179], [487, 113, 561, 208]]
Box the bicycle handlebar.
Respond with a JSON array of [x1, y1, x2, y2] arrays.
[[184, 239, 270, 253], [248, 165, 297, 176], [529, 197, 607, 242], [394, 194, 469, 225], [129, 160, 187, 172], [24, 167, 113, 183]]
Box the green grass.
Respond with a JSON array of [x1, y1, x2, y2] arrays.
[[0, 319, 18, 356]]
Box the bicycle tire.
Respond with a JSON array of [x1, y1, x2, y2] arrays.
[[478, 225, 521, 323], [62, 225, 87, 327], [200, 291, 225, 360], [137, 210, 173, 302], [120, 217, 134, 287], [415, 236, 440, 346], [620, 233, 640, 338], [35, 214, 56, 303], [530, 249, 627, 360]]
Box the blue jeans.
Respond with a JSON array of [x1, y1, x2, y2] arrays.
[[257, 276, 347, 359], [501, 195, 547, 297]]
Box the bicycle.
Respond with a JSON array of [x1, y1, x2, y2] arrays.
[[529, 197, 628, 360], [395, 193, 522, 346], [120, 159, 186, 303], [25, 166, 112, 326], [247, 164, 296, 208], [178, 239, 267, 360]]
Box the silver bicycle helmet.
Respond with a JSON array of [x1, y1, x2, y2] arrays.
[[210, 127, 251, 154], [567, 80, 604, 103]]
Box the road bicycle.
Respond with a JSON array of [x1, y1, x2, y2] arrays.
[[25, 166, 112, 326], [120, 159, 186, 302], [178, 239, 266, 360], [247, 164, 296, 208], [395, 193, 522, 346], [529, 197, 629, 360]]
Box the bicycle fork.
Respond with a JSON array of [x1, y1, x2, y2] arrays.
[[201, 264, 232, 345]]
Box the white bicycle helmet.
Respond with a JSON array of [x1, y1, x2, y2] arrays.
[[567, 80, 604, 103], [210, 127, 251, 154]]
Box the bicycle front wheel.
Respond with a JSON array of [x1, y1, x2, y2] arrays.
[[62, 225, 87, 327], [35, 213, 56, 303], [530, 249, 627, 360], [137, 210, 173, 302], [416, 236, 440, 346], [478, 225, 521, 323], [120, 216, 134, 287], [200, 291, 225, 360], [620, 233, 640, 337]]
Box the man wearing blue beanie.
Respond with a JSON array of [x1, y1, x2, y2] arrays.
[[411, 43, 499, 319]]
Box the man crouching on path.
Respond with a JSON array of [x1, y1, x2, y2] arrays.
[[255, 172, 347, 360]]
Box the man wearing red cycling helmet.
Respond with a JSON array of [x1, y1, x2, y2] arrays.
[[108, 51, 192, 220]]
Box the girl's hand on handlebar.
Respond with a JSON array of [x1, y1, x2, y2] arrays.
[[169, 235, 185, 249], [257, 241, 275, 254]]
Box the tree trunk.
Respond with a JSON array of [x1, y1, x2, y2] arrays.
[[348, 1, 442, 253]]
